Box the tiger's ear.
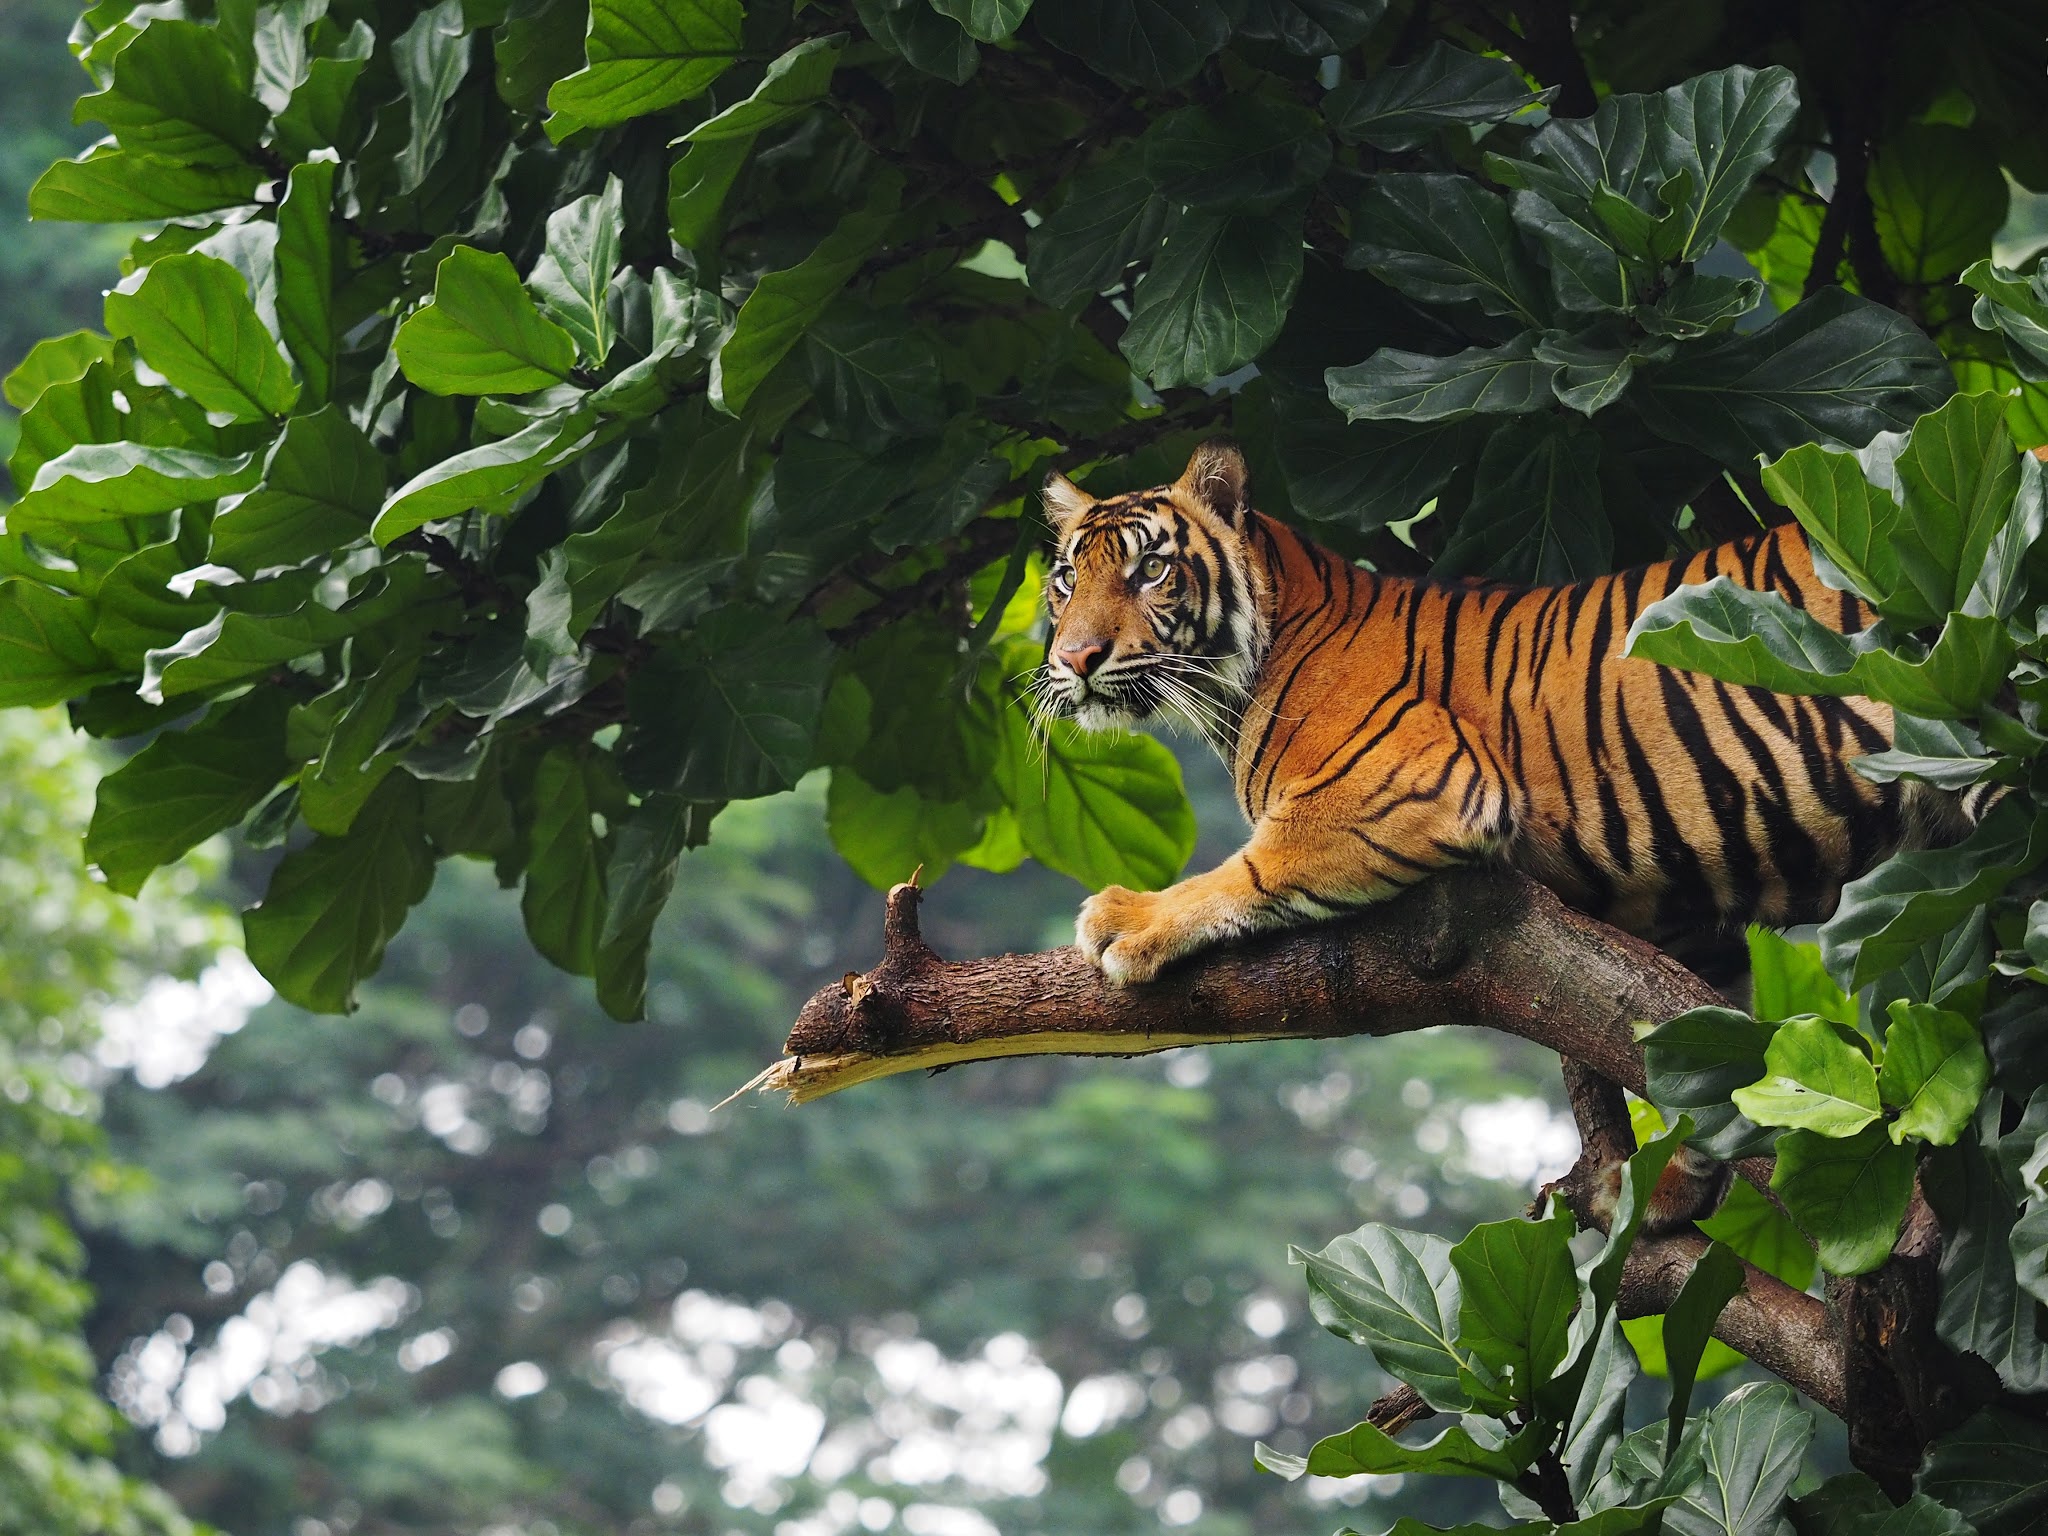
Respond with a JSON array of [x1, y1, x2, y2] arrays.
[[1178, 439, 1249, 526], [1043, 471, 1092, 535]]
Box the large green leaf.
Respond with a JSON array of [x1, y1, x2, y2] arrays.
[[929, 0, 1031, 41], [521, 748, 610, 975], [1449, 1210, 1577, 1406], [667, 34, 845, 248], [1324, 41, 1550, 151], [1348, 173, 1548, 323], [1268, 1420, 1544, 1482], [373, 409, 601, 543], [2, 330, 114, 413], [1326, 335, 1553, 423], [0, 583, 120, 706], [1273, 398, 1472, 531], [1963, 261, 2048, 383], [85, 691, 291, 897], [1437, 413, 1607, 583], [1881, 1002, 1990, 1146], [1731, 1015, 1881, 1136], [802, 308, 945, 440], [595, 794, 702, 1020], [1026, 149, 1173, 309], [1640, 1006, 1778, 1160], [545, 0, 744, 138], [1771, 1123, 1915, 1275], [29, 146, 261, 222], [1631, 288, 1955, 466], [243, 775, 436, 1013], [1292, 1224, 1483, 1413], [395, 247, 580, 397], [994, 699, 1196, 893], [1920, 1410, 2048, 1536], [11, 442, 262, 536], [1624, 580, 2014, 721], [1659, 1242, 1746, 1460], [1120, 202, 1305, 390], [104, 253, 298, 421], [271, 17, 374, 160], [1647, 65, 1800, 263], [1821, 800, 2048, 990], [633, 609, 833, 800], [827, 769, 989, 890], [1696, 1181, 1815, 1292], [1140, 98, 1329, 214], [74, 18, 267, 168], [1029, 0, 1233, 90], [1869, 125, 2010, 284], [1663, 1382, 1814, 1536], [211, 406, 385, 572], [1926, 1127, 2048, 1394], [276, 159, 336, 407], [530, 176, 623, 366], [710, 182, 899, 416]]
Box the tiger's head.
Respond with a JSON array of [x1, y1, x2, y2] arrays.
[[1039, 440, 1269, 735]]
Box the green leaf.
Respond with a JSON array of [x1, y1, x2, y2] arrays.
[[0, 583, 120, 706], [663, 35, 843, 248], [1640, 1006, 1778, 1161], [395, 246, 580, 396], [1583, 1117, 1694, 1317], [1869, 125, 2010, 284], [271, 18, 374, 160], [390, 0, 472, 195], [856, 0, 976, 85], [1292, 1224, 1483, 1413], [1661, 1242, 1746, 1459], [2, 330, 114, 412], [1119, 202, 1305, 390], [1663, 1381, 1814, 1536], [928, 0, 1031, 42], [1290, 1420, 1544, 1481], [1891, 391, 2023, 618], [1919, 1410, 2048, 1536], [11, 442, 262, 537], [1746, 927, 1853, 1026], [1437, 413, 1607, 583], [1964, 261, 2048, 383], [545, 0, 745, 137], [1449, 1210, 1577, 1406], [803, 309, 945, 440], [75, 18, 267, 168], [1563, 1312, 1639, 1506], [995, 701, 1195, 893], [276, 158, 336, 407], [211, 406, 385, 573], [522, 748, 609, 975], [1348, 173, 1549, 323], [1026, 149, 1173, 309], [1926, 1126, 2048, 1394], [595, 794, 704, 1020], [1274, 394, 1473, 531], [373, 408, 601, 543], [242, 774, 435, 1013], [1624, 580, 2015, 721], [1327, 334, 1553, 423], [1141, 98, 1329, 214], [29, 145, 260, 222], [1029, 0, 1233, 90], [1324, 41, 1550, 151], [710, 178, 899, 416], [1732, 1015, 1881, 1136], [85, 683, 290, 897], [1880, 1002, 1990, 1146], [298, 647, 421, 837], [1852, 715, 2002, 791], [1696, 1181, 1816, 1292], [1647, 65, 1800, 262], [827, 769, 986, 890], [1234, 0, 1385, 54], [636, 609, 833, 800], [531, 175, 623, 365], [104, 252, 298, 420], [1631, 288, 1955, 466], [1772, 1123, 1915, 1275], [1821, 800, 2048, 990], [143, 563, 437, 701]]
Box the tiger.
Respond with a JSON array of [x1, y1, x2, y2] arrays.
[[1038, 439, 1974, 991]]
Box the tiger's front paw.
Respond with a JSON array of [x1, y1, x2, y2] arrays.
[[1076, 885, 1181, 986]]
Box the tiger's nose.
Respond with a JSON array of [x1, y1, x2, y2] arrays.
[[1056, 638, 1111, 678]]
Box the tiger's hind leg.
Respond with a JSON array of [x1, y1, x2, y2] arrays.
[[1077, 703, 1513, 984]]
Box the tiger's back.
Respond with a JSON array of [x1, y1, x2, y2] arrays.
[[1235, 516, 1956, 952], [1040, 442, 1969, 989]]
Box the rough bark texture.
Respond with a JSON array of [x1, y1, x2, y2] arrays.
[[752, 867, 1951, 1489]]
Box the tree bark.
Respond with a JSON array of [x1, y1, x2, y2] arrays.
[[747, 868, 1945, 1486]]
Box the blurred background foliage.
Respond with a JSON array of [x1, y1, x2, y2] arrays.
[[0, 0, 2043, 1533]]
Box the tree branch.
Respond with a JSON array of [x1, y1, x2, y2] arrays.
[[740, 869, 1872, 1434]]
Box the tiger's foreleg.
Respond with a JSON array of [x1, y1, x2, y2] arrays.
[[1077, 707, 1513, 985]]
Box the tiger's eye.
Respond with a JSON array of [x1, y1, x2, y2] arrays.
[[1051, 564, 1075, 595], [1139, 554, 1169, 582]]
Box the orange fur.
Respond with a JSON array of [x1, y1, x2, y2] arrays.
[[1041, 442, 1966, 987]]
